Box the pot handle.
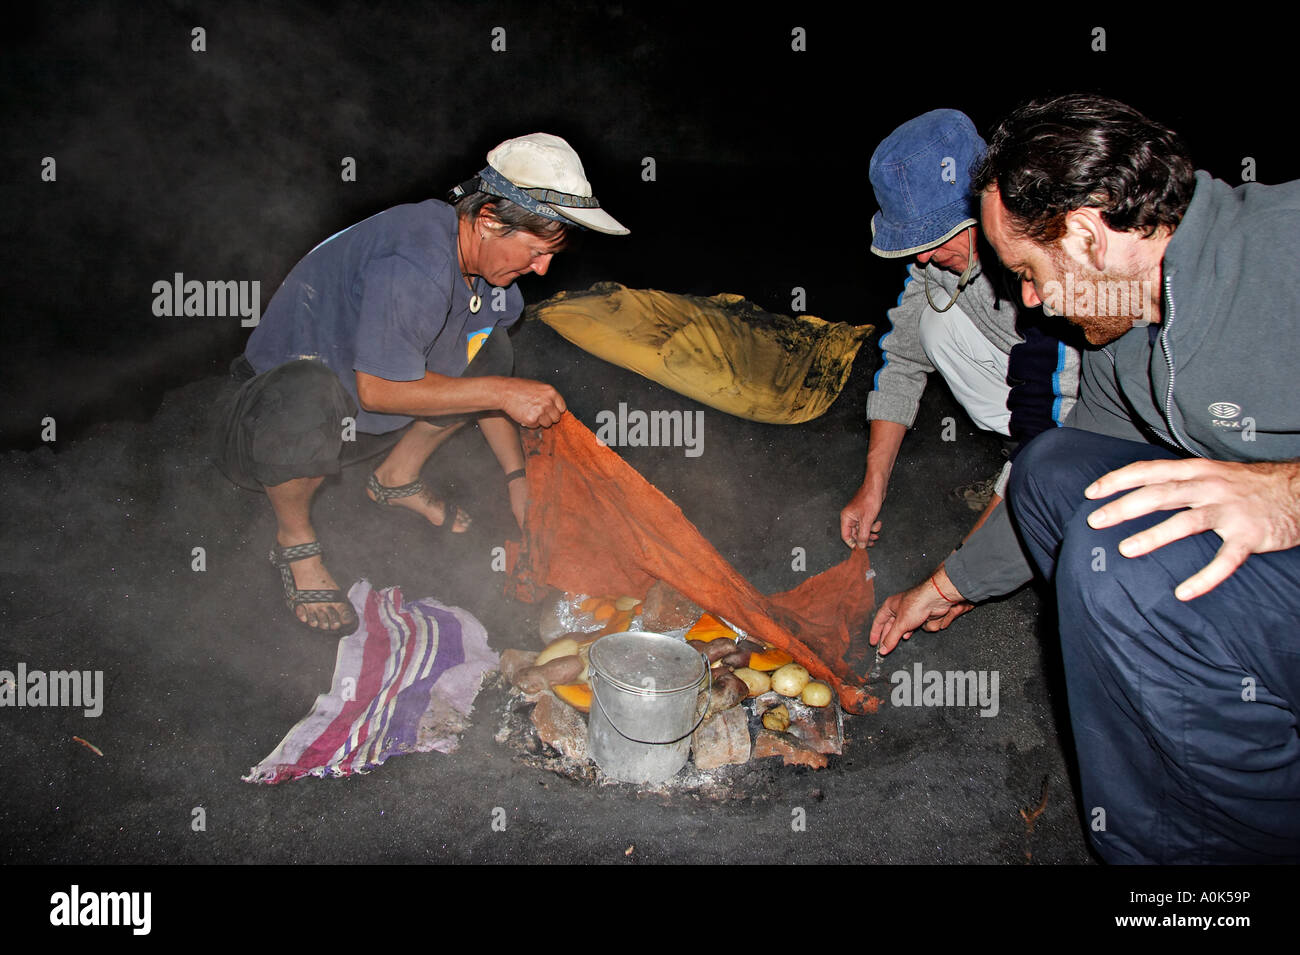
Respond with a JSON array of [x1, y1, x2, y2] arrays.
[[591, 662, 712, 746]]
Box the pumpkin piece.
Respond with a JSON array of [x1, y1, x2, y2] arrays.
[[592, 601, 617, 622], [553, 683, 593, 713], [686, 613, 738, 643], [578, 596, 603, 613], [599, 608, 636, 635], [747, 648, 794, 672]]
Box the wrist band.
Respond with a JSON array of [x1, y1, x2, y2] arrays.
[[504, 468, 527, 484], [930, 572, 960, 604]]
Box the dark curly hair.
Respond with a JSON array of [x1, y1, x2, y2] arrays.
[[972, 94, 1195, 242]]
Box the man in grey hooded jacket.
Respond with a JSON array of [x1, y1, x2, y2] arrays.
[[885, 93, 1300, 863]]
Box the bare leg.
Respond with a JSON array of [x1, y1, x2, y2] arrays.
[[478, 412, 527, 530], [265, 475, 354, 631], [368, 419, 472, 530]]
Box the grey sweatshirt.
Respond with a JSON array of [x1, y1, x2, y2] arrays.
[[868, 260, 1027, 428], [945, 170, 1300, 601]]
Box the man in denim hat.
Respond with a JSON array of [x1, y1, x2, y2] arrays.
[[839, 109, 1080, 647]]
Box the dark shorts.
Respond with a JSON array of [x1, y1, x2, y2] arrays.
[[213, 329, 515, 491]]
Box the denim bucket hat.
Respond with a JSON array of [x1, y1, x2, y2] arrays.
[[869, 110, 986, 258]]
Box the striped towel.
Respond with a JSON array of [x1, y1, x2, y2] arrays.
[[244, 579, 498, 784]]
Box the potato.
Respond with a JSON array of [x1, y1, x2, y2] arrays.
[[801, 681, 833, 707], [498, 648, 539, 687], [762, 704, 790, 733], [707, 671, 747, 713], [536, 636, 580, 667], [516, 655, 585, 694], [721, 649, 752, 668], [514, 667, 548, 696], [770, 663, 811, 697], [689, 638, 736, 664], [732, 667, 771, 697]]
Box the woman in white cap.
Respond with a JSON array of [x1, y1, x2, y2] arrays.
[[217, 133, 628, 635]]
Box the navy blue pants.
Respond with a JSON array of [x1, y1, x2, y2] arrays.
[[1008, 427, 1300, 863]]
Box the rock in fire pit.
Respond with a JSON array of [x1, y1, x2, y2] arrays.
[[493, 592, 847, 798]]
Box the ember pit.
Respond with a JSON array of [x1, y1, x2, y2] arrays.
[[494, 588, 849, 797], [493, 679, 845, 800]]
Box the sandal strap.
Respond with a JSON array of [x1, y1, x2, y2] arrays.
[[367, 472, 426, 505], [270, 541, 324, 565], [288, 588, 350, 606], [268, 540, 359, 632]]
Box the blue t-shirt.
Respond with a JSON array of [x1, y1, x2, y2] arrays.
[[245, 200, 525, 434]]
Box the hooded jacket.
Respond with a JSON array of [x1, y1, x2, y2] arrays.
[[945, 170, 1300, 601], [869, 258, 1079, 435]]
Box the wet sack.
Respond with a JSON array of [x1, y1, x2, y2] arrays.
[[528, 282, 874, 424]]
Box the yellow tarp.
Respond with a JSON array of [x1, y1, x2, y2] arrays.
[[529, 282, 874, 424]]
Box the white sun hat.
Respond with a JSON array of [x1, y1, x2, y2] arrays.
[[467, 132, 629, 235]]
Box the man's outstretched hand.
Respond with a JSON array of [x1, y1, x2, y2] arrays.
[[1085, 458, 1300, 601], [841, 483, 884, 549], [869, 567, 973, 655]]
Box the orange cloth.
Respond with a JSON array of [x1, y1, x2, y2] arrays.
[[506, 413, 879, 714]]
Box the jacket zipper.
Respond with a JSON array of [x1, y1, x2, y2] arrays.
[[1160, 274, 1200, 457]]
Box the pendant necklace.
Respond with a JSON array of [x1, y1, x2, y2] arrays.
[[464, 274, 482, 314], [457, 224, 483, 313]]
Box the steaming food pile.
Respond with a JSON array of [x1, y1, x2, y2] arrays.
[[500, 581, 845, 775]]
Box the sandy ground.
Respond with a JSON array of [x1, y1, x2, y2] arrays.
[[0, 315, 1091, 865]]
